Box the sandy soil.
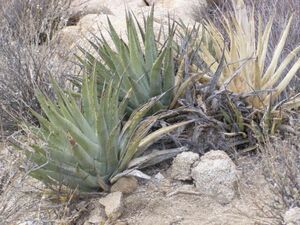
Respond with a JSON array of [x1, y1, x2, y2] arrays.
[[0, 143, 275, 225]]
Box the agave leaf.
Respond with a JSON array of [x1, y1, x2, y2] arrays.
[[127, 13, 147, 88], [227, 96, 244, 131], [257, 15, 273, 72], [110, 169, 151, 183], [116, 119, 193, 176], [107, 17, 125, 54], [162, 36, 175, 105], [263, 46, 300, 89], [137, 120, 194, 153], [170, 73, 204, 108], [30, 149, 99, 187], [54, 79, 98, 142], [91, 39, 117, 72], [119, 96, 160, 158], [128, 146, 188, 169], [127, 77, 150, 107], [277, 96, 300, 110], [263, 16, 293, 83], [149, 48, 166, 96], [133, 12, 146, 42], [144, 7, 157, 73], [272, 58, 300, 99]]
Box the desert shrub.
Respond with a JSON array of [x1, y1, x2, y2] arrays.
[[252, 0, 300, 94], [238, 136, 300, 225], [193, 0, 300, 94], [0, 0, 71, 136], [198, 0, 300, 109], [189, 0, 300, 137]]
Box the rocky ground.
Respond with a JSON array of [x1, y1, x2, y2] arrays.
[[1, 142, 300, 225]]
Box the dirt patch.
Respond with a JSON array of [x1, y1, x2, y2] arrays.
[[120, 169, 257, 225], [0, 144, 284, 225]]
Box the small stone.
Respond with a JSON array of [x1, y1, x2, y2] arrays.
[[171, 152, 199, 181], [284, 207, 300, 225], [99, 192, 124, 220], [83, 222, 91, 225], [111, 176, 138, 194], [154, 172, 165, 182], [114, 221, 128, 225], [87, 207, 107, 224], [191, 150, 239, 204], [18, 222, 35, 225]]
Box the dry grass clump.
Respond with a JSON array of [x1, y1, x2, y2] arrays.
[[0, 142, 35, 224], [0, 141, 82, 224], [0, 0, 71, 136], [238, 135, 300, 225]]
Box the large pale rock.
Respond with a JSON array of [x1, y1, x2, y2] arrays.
[[54, 25, 82, 49], [284, 207, 300, 225], [113, 222, 128, 225], [171, 152, 199, 181], [191, 150, 239, 204], [55, 8, 169, 58], [99, 192, 124, 220], [111, 176, 138, 194], [102, 0, 147, 9], [70, 0, 147, 18], [145, 0, 206, 21], [78, 14, 127, 38], [70, 0, 111, 17], [55, 0, 204, 73]]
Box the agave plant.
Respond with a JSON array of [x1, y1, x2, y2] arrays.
[[76, 8, 190, 115], [22, 73, 190, 192], [198, 0, 300, 109]]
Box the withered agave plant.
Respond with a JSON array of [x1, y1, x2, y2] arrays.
[[77, 8, 191, 114], [23, 74, 190, 192], [199, 0, 300, 109]]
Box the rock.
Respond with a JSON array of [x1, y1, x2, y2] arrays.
[[18, 222, 35, 225], [145, 0, 206, 21], [99, 192, 124, 220], [102, 0, 147, 9], [70, 0, 111, 18], [191, 150, 239, 204], [154, 172, 165, 182], [54, 25, 82, 49], [114, 221, 128, 225], [111, 176, 138, 194], [85, 206, 107, 225], [70, 0, 147, 18], [284, 207, 300, 225], [206, 0, 223, 6], [171, 152, 199, 181], [54, 0, 204, 77]]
